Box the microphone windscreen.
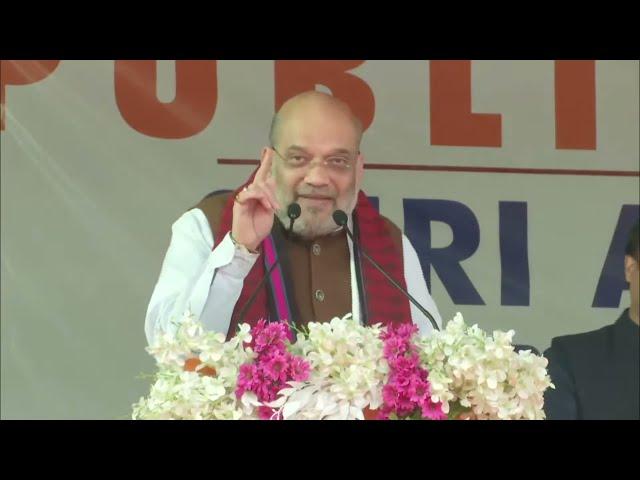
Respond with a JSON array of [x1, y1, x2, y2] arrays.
[[332, 210, 348, 227], [287, 202, 302, 219]]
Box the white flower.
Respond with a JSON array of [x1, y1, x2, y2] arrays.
[[415, 313, 553, 420], [133, 314, 256, 420], [265, 314, 387, 420]]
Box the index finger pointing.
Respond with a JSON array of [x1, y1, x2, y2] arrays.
[[255, 150, 274, 183]]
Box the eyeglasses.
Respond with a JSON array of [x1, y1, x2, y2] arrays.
[[271, 146, 356, 174]]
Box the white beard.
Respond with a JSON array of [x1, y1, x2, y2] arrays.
[[275, 190, 357, 240]]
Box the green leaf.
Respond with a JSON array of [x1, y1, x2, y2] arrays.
[[447, 400, 472, 419]]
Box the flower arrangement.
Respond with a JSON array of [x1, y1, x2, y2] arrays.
[[133, 313, 553, 420]]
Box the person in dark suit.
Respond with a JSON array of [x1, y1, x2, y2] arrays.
[[543, 221, 639, 420]]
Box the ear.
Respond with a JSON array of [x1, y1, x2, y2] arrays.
[[624, 255, 636, 284]]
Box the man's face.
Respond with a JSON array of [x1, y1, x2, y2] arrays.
[[269, 107, 364, 239], [625, 254, 639, 314]]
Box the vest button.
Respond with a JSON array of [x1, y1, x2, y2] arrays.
[[312, 243, 321, 256], [314, 289, 325, 302]]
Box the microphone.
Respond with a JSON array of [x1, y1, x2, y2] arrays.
[[287, 202, 301, 235], [332, 209, 440, 331], [236, 203, 301, 324]]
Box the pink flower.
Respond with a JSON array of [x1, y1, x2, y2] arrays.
[[407, 376, 430, 404], [236, 320, 311, 419], [289, 355, 311, 382], [396, 323, 419, 340], [254, 323, 285, 353], [235, 364, 258, 399], [383, 336, 408, 359], [389, 354, 420, 374], [381, 323, 418, 343], [379, 323, 445, 420], [421, 401, 448, 420], [382, 383, 399, 407], [392, 371, 412, 390], [246, 319, 268, 351], [258, 405, 277, 420], [263, 352, 289, 383]]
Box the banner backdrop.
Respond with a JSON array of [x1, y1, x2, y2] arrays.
[[1, 60, 638, 418]]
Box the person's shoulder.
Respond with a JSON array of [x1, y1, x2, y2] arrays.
[[547, 321, 616, 355], [190, 190, 234, 236], [192, 190, 233, 213]]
